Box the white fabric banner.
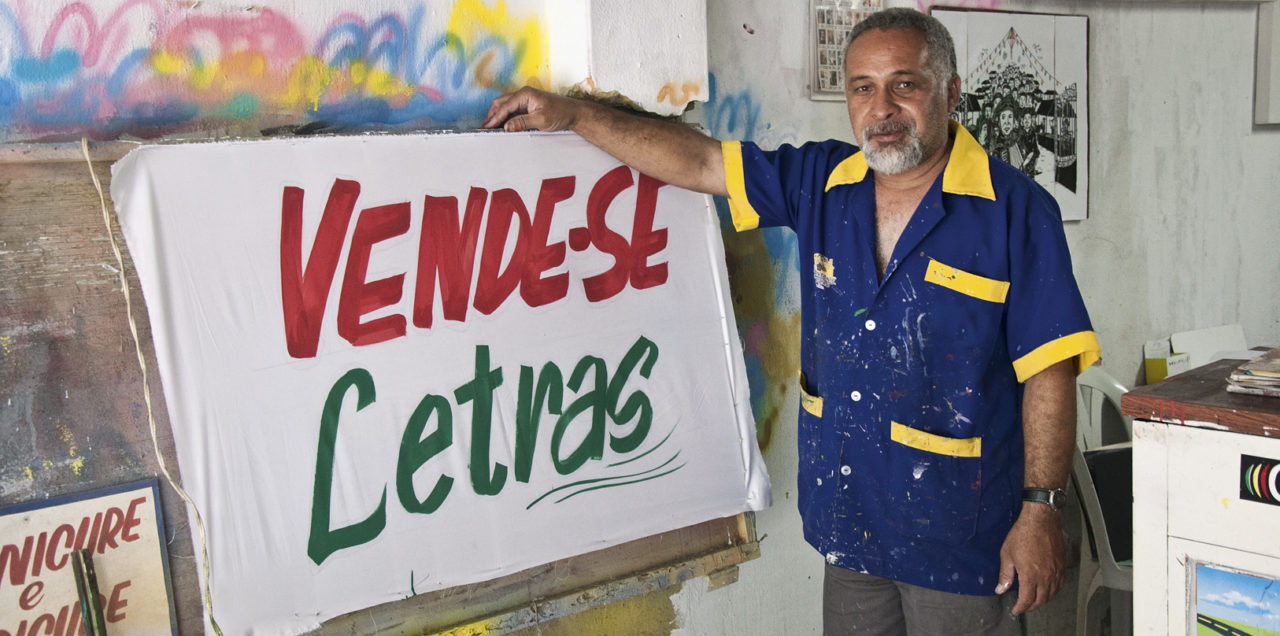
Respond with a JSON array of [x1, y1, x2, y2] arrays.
[[110, 131, 769, 635]]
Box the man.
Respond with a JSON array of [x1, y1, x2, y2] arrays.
[[992, 102, 1025, 172], [485, 8, 1099, 634], [1018, 110, 1042, 177]]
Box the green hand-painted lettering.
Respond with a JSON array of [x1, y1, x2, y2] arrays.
[[397, 393, 454, 514], [607, 337, 659, 454], [455, 345, 507, 496], [514, 363, 564, 483], [308, 368, 386, 565], [551, 356, 607, 474], [308, 335, 665, 563]]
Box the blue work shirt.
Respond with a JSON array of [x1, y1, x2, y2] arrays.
[[721, 121, 1100, 595]]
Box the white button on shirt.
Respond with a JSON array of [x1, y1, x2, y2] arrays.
[[851, 390, 862, 402], [864, 319, 876, 331], [840, 465, 852, 476]]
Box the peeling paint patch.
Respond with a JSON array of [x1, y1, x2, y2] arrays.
[[0, 321, 75, 339]]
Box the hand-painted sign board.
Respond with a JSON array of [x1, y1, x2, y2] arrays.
[[110, 131, 770, 635], [0, 479, 177, 636]]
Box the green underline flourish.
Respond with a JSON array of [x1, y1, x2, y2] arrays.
[[551, 463, 687, 505], [526, 451, 682, 510], [608, 424, 676, 468]]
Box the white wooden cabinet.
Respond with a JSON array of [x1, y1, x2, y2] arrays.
[[1124, 359, 1280, 635]]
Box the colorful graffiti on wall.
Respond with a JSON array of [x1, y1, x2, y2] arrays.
[[700, 74, 801, 452], [0, 0, 546, 142]]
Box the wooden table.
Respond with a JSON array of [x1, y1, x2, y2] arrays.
[[1123, 357, 1280, 634]]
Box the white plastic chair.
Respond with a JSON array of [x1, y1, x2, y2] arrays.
[[1072, 366, 1134, 636], [1075, 365, 1131, 450]]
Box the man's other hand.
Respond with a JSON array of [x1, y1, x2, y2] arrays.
[[484, 87, 580, 132], [994, 503, 1066, 615]]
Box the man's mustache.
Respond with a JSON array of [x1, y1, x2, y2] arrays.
[[862, 120, 915, 139]]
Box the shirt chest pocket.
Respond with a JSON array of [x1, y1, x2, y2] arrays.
[[910, 258, 1010, 371], [884, 421, 982, 543]]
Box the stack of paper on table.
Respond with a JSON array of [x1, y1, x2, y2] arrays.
[[1228, 347, 1280, 397]]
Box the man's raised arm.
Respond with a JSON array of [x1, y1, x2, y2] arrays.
[[483, 87, 728, 197]]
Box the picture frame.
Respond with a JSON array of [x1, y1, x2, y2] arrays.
[[1193, 562, 1280, 633], [931, 8, 1090, 221], [809, 0, 883, 101]]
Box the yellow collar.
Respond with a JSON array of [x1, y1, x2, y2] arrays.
[[823, 120, 996, 201]]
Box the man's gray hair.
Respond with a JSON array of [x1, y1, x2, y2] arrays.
[[844, 8, 957, 86]]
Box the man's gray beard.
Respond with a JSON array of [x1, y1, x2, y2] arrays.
[[860, 122, 925, 175]]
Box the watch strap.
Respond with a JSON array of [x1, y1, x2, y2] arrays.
[[1022, 487, 1067, 510]]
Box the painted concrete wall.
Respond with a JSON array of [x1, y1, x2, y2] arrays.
[[0, 0, 707, 142], [669, 0, 1280, 634], [0, 0, 554, 140]]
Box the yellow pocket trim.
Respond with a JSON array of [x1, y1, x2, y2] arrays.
[[890, 421, 981, 458], [721, 140, 759, 231], [924, 259, 1009, 304], [1012, 331, 1103, 383], [799, 372, 823, 417]]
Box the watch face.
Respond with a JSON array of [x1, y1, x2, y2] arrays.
[[1048, 489, 1066, 510]]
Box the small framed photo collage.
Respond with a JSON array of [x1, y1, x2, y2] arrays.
[[811, 0, 883, 100]]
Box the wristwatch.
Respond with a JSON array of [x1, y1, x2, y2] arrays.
[[1022, 487, 1067, 510]]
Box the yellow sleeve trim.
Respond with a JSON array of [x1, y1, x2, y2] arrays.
[[924, 259, 1009, 303], [890, 421, 981, 458], [799, 371, 823, 417], [1012, 331, 1103, 383], [721, 140, 759, 231]]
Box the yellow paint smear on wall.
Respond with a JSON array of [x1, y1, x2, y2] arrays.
[[151, 50, 186, 76], [220, 51, 270, 86], [432, 619, 495, 635], [657, 81, 704, 107], [349, 61, 417, 100], [286, 56, 336, 111], [507, 585, 680, 636], [447, 0, 548, 89], [57, 420, 83, 475]]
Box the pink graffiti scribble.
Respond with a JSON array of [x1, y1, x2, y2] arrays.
[[41, 0, 160, 68], [162, 9, 306, 66]]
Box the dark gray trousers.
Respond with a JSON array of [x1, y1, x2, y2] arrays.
[[823, 564, 1023, 635]]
